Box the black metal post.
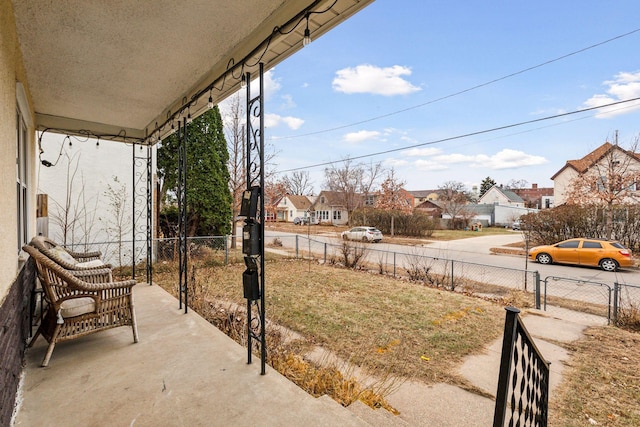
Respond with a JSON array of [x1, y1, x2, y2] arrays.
[[177, 119, 188, 312], [182, 117, 188, 313], [493, 306, 519, 427], [244, 63, 266, 374], [613, 282, 619, 324], [535, 271, 541, 309], [132, 142, 153, 284]]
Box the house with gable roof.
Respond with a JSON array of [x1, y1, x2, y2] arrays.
[[476, 185, 537, 226], [479, 185, 526, 207], [408, 189, 440, 207], [310, 190, 349, 225], [275, 194, 315, 223], [551, 142, 640, 205]]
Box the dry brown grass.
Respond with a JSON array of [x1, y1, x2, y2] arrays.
[[550, 326, 640, 426]]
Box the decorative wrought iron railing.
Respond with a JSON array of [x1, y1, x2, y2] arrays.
[[494, 307, 550, 427]]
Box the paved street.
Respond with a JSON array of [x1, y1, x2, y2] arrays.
[[262, 228, 640, 317]]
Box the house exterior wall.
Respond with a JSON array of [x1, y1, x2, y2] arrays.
[[312, 201, 348, 225], [553, 167, 579, 206], [0, 0, 37, 422], [494, 205, 538, 226]]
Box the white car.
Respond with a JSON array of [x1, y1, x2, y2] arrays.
[[341, 226, 383, 243]]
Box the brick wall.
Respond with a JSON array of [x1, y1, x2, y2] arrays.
[[0, 257, 35, 426]]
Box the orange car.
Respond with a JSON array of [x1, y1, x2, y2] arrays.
[[528, 238, 634, 272]]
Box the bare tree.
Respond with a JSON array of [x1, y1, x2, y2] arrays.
[[224, 93, 246, 248], [47, 150, 100, 248], [438, 180, 472, 230], [324, 157, 384, 222], [565, 135, 640, 239], [281, 171, 314, 195], [504, 179, 529, 189], [102, 176, 132, 267], [264, 177, 288, 221], [376, 168, 412, 236]]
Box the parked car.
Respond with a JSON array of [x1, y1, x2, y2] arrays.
[[528, 238, 633, 272], [511, 221, 521, 230], [293, 216, 310, 225], [341, 226, 383, 243]]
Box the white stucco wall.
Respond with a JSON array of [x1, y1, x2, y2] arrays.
[[37, 133, 150, 265], [0, 0, 36, 300]]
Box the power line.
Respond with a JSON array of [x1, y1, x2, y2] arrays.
[[270, 27, 640, 141], [277, 97, 640, 173]]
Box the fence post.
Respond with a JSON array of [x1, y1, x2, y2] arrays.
[[450, 260, 454, 290], [534, 271, 541, 310], [295, 235, 299, 258], [393, 252, 396, 278], [224, 235, 229, 265], [613, 282, 619, 325], [324, 243, 327, 264]]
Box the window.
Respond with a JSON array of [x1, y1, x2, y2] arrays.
[[557, 240, 579, 249], [596, 176, 606, 192], [582, 241, 602, 249], [333, 210, 342, 220], [365, 195, 375, 206], [16, 83, 32, 254]]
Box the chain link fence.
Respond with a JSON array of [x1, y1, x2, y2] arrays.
[[66, 234, 639, 330]]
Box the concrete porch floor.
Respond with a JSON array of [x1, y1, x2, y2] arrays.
[[14, 284, 367, 427]]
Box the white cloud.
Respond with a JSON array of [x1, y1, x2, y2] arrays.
[[343, 130, 381, 143], [265, 113, 304, 130], [415, 159, 448, 171], [432, 149, 547, 169], [384, 158, 409, 167], [402, 147, 442, 157], [280, 94, 296, 109], [332, 64, 421, 96], [262, 69, 281, 101], [582, 70, 640, 118]]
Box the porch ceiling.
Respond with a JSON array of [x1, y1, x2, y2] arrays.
[[12, 0, 373, 142]]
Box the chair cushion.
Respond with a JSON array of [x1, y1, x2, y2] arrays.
[[76, 259, 106, 268], [60, 297, 96, 318], [49, 246, 78, 265]]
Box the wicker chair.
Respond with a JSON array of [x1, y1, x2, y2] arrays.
[[23, 245, 139, 367], [28, 236, 113, 280]]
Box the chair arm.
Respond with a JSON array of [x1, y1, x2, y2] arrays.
[[70, 268, 114, 283], [68, 250, 103, 261], [71, 279, 137, 293]]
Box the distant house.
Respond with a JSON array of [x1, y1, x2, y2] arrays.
[[275, 194, 315, 222], [478, 185, 525, 207], [310, 191, 349, 225], [551, 142, 640, 205], [510, 183, 554, 209], [408, 190, 439, 207], [464, 203, 538, 227], [414, 200, 442, 218]]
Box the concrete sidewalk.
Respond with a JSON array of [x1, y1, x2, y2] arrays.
[[424, 232, 524, 254], [381, 307, 605, 426], [14, 284, 367, 427]]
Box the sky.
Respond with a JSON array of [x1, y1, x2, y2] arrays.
[[228, 0, 640, 194]]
